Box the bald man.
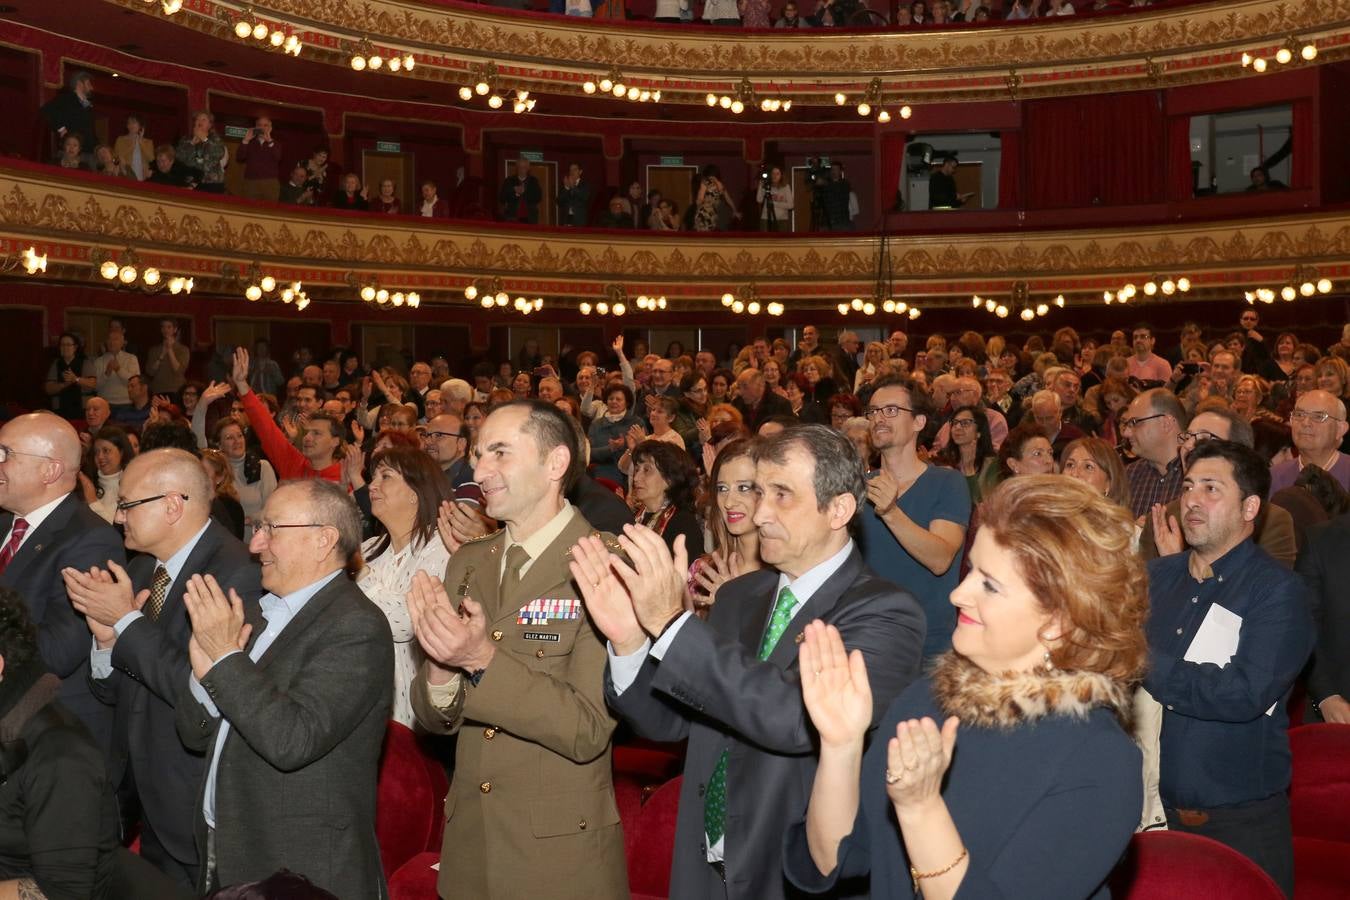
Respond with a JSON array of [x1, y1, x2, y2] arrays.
[[66, 448, 262, 889], [0, 412, 124, 748]]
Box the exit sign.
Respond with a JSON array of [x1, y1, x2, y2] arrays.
[[520, 150, 545, 162], [660, 155, 684, 166], [375, 140, 401, 153]]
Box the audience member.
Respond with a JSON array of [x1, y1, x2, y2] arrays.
[[176, 111, 228, 194], [1270, 389, 1349, 492], [82, 424, 135, 524], [626, 439, 705, 558], [234, 116, 282, 202], [230, 348, 343, 481], [44, 332, 95, 420], [557, 163, 590, 226], [1122, 388, 1188, 519], [498, 158, 543, 223]]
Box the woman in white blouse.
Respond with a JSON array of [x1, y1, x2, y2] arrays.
[[356, 446, 453, 729]]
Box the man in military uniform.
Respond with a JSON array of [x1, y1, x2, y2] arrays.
[[407, 399, 629, 899]]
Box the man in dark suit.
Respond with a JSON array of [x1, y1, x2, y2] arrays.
[[576, 424, 926, 899], [732, 369, 793, 432], [498, 157, 543, 223], [174, 480, 392, 898], [0, 412, 123, 750], [1297, 511, 1350, 724], [64, 448, 262, 890]]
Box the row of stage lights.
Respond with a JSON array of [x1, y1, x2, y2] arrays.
[[973, 292, 1065, 320], [1104, 275, 1192, 304], [1240, 36, 1318, 73], [837, 297, 921, 318], [94, 248, 193, 295], [226, 8, 302, 55]]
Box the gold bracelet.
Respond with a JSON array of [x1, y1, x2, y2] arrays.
[[909, 847, 968, 894]]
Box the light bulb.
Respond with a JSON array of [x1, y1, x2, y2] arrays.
[[995, 305, 1008, 318], [599, 78, 613, 92], [183, 278, 193, 294], [627, 87, 640, 100], [495, 291, 509, 306], [856, 103, 870, 117], [514, 297, 527, 310], [895, 302, 907, 313], [1281, 285, 1296, 301], [782, 100, 791, 111], [640, 91, 651, 102], [245, 285, 263, 301], [533, 298, 543, 310], [731, 301, 744, 313], [731, 100, 744, 114], [985, 299, 996, 312], [1300, 281, 1315, 297], [748, 301, 761, 315], [142, 267, 161, 286], [1177, 277, 1191, 292], [392, 292, 405, 307], [1020, 308, 1035, 321], [161, 0, 182, 12], [285, 36, 302, 55], [270, 30, 285, 47], [376, 289, 389, 303], [1035, 303, 1049, 316], [1161, 279, 1176, 295], [761, 98, 773, 112], [1143, 281, 1157, 296], [613, 84, 626, 97], [596, 302, 609, 315], [862, 302, 875, 316], [168, 277, 184, 295], [877, 110, 891, 123], [721, 292, 734, 307], [583, 80, 597, 94], [1103, 291, 1114, 304], [719, 96, 732, 109], [259, 275, 276, 293], [480, 295, 493, 309], [837, 303, 849, 315], [1317, 278, 1332, 293], [369, 54, 383, 70], [463, 284, 478, 300], [850, 297, 863, 310], [1241, 52, 1253, 67], [281, 288, 294, 304], [613, 303, 625, 316], [388, 57, 402, 72], [899, 105, 912, 119], [1253, 57, 1267, 72], [971, 296, 982, 309], [362, 285, 377, 302], [1122, 283, 1136, 296], [1054, 294, 1066, 307], [100, 259, 119, 280], [1302, 43, 1318, 61], [235, 21, 252, 38], [119, 265, 137, 284], [488, 95, 503, 109], [475, 81, 490, 95], [404, 55, 415, 70], [652, 90, 661, 102], [513, 101, 525, 114], [295, 295, 310, 311], [834, 92, 846, 105], [252, 22, 268, 40], [658, 297, 667, 309], [351, 56, 366, 71], [579, 302, 592, 315], [1276, 47, 1293, 65], [458, 86, 473, 101], [706, 93, 718, 107]]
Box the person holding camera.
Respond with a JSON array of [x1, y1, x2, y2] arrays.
[[756, 165, 794, 232], [235, 116, 282, 202], [694, 164, 738, 231]]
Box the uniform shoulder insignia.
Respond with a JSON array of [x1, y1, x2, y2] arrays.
[[597, 531, 631, 564], [460, 528, 501, 546]]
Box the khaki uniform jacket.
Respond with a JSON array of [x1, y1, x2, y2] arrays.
[[410, 509, 629, 900]]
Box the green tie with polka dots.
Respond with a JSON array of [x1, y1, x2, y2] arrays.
[[703, 585, 798, 848]]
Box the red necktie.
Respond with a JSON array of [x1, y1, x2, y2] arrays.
[[0, 518, 29, 575]]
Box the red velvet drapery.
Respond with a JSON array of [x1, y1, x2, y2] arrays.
[[1291, 97, 1314, 189], [1166, 116, 1194, 200], [880, 131, 907, 211], [1024, 92, 1165, 208], [998, 129, 1021, 209]]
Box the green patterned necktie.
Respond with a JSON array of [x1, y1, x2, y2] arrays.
[[703, 585, 799, 848]]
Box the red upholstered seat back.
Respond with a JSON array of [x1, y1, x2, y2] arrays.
[[1109, 831, 1284, 900], [628, 775, 682, 900], [376, 722, 446, 878], [1289, 723, 1350, 841]]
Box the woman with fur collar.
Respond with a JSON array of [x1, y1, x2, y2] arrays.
[[788, 475, 1147, 899]]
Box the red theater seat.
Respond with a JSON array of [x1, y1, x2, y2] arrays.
[[1109, 831, 1283, 900], [627, 775, 682, 900], [388, 851, 441, 900], [1288, 723, 1350, 899], [376, 722, 449, 879]]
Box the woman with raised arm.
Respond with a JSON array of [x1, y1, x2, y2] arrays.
[[787, 475, 1146, 899]]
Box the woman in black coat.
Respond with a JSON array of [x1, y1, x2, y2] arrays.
[[0, 587, 120, 898], [626, 439, 705, 561], [787, 475, 1147, 899]]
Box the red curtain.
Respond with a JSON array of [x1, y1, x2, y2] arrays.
[[1167, 115, 1194, 200], [1025, 92, 1165, 208], [1291, 98, 1313, 189], [998, 129, 1021, 209], [880, 132, 907, 211]]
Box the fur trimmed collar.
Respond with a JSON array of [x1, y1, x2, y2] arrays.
[[931, 652, 1133, 730]]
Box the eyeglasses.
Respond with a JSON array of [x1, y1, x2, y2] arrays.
[[951, 418, 978, 428], [1177, 430, 1218, 445], [0, 445, 58, 464], [1120, 413, 1167, 430], [1290, 409, 1345, 425], [423, 430, 464, 440], [115, 492, 187, 513], [254, 522, 325, 538], [864, 404, 914, 421]]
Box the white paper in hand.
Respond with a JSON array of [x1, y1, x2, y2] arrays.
[[1183, 602, 1276, 716]]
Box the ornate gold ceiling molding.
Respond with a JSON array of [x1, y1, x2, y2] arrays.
[[104, 0, 1350, 102], [3, 164, 1349, 307]]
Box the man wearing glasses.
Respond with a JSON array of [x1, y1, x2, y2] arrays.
[[1139, 408, 1297, 568], [1270, 390, 1350, 493], [62, 448, 260, 890], [857, 376, 970, 660], [0, 412, 123, 750], [175, 479, 393, 896], [1122, 389, 1190, 520], [422, 413, 472, 487]]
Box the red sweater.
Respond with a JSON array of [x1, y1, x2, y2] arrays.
[[241, 390, 342, 482]]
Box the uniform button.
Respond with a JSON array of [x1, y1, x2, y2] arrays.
[[1175, 628, 1183, 635], [578, 819, 587, 830], [491, 630, 504, 641], [1191, 598, 1198, 604], [536, 648, 545, 659], [480, 782, 492, 794], [1166, 704, 1174, 711], [484, 727, 496, 740], [1217, 575, 1224, 583]]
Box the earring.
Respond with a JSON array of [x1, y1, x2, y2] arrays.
[[1042, 649, 1055, 670]]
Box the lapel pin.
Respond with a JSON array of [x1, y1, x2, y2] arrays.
[[794, 631, 805, 644]]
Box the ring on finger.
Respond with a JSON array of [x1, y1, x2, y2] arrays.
[[884, 769, 902, 785]]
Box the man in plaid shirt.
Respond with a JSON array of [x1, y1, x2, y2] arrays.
[[1123, 388, 1189, 520]]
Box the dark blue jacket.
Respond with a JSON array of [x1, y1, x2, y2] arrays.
[[1145, 538, 1314, 809], [785, 673, 1141, 899]]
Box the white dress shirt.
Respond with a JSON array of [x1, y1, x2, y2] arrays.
[[1, 492, 67, 554]]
